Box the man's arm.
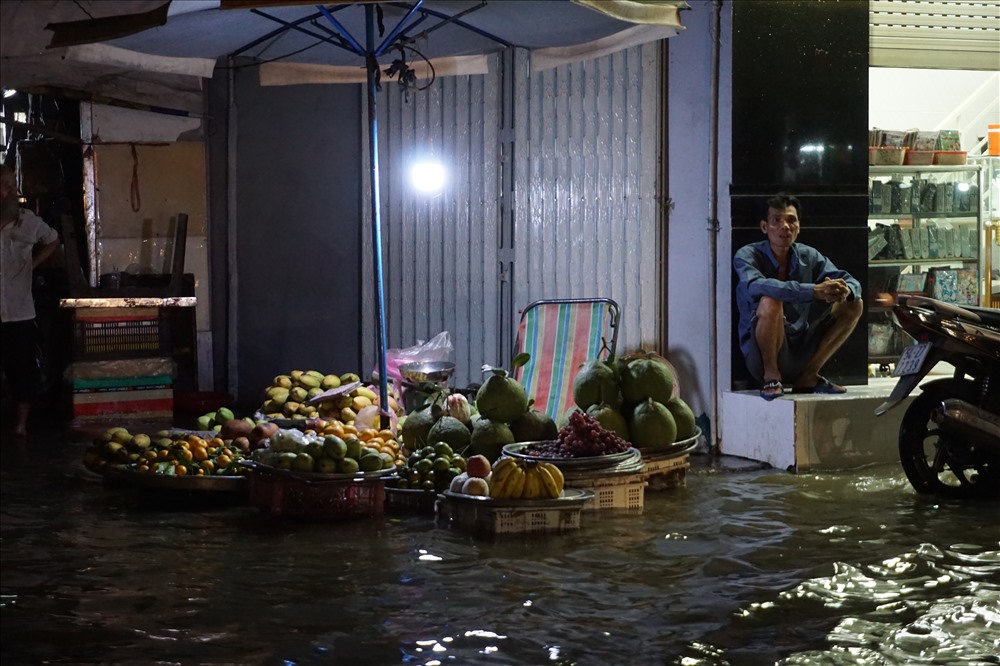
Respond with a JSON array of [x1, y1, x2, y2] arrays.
[[734, 246, 814, 303], [32, 239, 59, 270], [806, 249, 862, 302]]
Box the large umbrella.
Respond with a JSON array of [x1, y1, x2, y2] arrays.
[[1, 0, 687, 423]]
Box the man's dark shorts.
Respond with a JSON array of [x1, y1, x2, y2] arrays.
[[1, 320, 44, 401], [743, 309, 834, 384]]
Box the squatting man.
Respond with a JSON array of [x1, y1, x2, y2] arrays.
[[733, 193, 863, 401]]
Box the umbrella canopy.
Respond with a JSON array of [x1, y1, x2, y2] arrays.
[[0, 0, 686, 423], [2, 1, 686, 112]]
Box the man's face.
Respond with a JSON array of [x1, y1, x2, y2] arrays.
[[761, 204, 800, 251]]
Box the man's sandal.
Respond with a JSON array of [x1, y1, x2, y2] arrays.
[[760, 379, 784, 401]]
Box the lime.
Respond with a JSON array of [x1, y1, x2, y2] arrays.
[[433, 442, 454, 457]]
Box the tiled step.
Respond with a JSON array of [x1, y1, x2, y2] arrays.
[[719, 378, 915, 471]]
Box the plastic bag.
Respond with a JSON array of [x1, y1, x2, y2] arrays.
[[381, 331, 453, 385]]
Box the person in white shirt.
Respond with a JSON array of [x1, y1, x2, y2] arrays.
[[1, 165, 60, 438]]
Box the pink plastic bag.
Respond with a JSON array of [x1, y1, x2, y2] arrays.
[[380, 331, 453, 385]]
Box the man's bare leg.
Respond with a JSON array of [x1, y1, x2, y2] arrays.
[[13, 401, 30, 438], [755, 297, 786, 396], [794, 298, 863, 391]]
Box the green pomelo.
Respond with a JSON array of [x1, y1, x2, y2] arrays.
[[586, 403, 630, 440], [468, 418, 515, 464], [665, 396, 697, 441], [509, 408, 559, 442], [427, 416, 472, 451], [400, 406, 437, 449], [475, 372, 528, 424], [628, 398, 677, 449], [572, 360, 622, 411], [620, 358, 675, 405]]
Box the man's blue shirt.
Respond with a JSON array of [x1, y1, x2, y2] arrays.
[[733, 240, 861, 358]]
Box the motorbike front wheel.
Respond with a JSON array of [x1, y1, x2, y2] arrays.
[[898, 379, 999, 498]]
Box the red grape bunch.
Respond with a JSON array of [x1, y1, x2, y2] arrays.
[[524, 411, 630, 458]]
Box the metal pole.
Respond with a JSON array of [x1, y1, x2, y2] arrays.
[[365, 5, 390, 429], [707, 0, 722, 455]]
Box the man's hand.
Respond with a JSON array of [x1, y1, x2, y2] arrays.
[[814, 277, 850, 303]]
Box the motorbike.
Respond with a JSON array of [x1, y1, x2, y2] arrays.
[[875, 295, 1000, 498]]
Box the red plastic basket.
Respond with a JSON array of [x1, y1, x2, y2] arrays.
[[248, 469, 385, 519]]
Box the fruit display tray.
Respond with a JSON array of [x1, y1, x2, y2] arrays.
[[436, 489, 593, 536], [635, 427, 701, 459], [238, 460, 397, 481], [501, 444, 641, 471], [122, 466, 248, 493]]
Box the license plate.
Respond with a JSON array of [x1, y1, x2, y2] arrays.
[[893, 342, 932, 377]]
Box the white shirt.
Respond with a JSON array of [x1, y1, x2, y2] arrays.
[[1, 208, 59, 323]]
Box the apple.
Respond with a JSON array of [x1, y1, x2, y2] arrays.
[[449, 472, 469, 493], [462, 477, 490, 496], [466, 454, 492, 479]]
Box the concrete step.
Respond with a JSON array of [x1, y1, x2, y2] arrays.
[[719, 375, 933, 472]]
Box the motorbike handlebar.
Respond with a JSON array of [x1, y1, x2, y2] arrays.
[[897, 295, 982, 323]]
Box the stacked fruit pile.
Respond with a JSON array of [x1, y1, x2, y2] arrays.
[[572, 351, 697, 450], [447, 455, 565, 500], [258, 370, 400, 423], [487, 457, 564, 499], [400, 367, 559, 465], [394, 442, 466, 493], [250, 425, 403, 475], [522, 410, 631, 458], [82, 427, 251, 477]]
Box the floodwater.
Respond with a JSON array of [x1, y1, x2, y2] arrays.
[[1, 429, 998, 666]]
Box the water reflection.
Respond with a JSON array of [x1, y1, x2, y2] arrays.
[[1, 438, 998, 665]]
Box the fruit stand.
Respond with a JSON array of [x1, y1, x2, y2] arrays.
[[81, 351, 698, 532]]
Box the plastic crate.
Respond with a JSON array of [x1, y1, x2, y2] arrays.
[[436, 496, 584, 536], [73, 309, 171, 359], [641, 454, 690, 491], [385, 487, 437, 513], [248, 469, 385, 519], [564, 471, 646, 512]]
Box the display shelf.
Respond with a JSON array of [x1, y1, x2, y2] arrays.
[[868, 163, 984, 364]]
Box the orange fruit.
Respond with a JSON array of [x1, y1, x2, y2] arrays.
[[358, 428, 379, 442], [187, 434, 206, 448], [175, 465, 188, 476], [211, 437, 225, 448], [342, 424, 358, 435], [217, 455, 232, 469], [201, 460, 215, 473], [192, 447, 209, 462], [177, 448, 194, 463]]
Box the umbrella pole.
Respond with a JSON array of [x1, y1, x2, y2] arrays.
[[365, 5, 390, 430]]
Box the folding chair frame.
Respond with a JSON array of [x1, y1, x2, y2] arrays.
[[512, 297, 621, 420]]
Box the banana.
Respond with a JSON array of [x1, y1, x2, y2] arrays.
[[521, 466, 542, 500], [489, 460, 521, 498], [539, 463, 566, 498], [495, 464, 527, 499], [535, 464, 562, 499]]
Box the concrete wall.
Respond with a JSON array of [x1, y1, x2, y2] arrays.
[[666, 2, 733, 431], [227, 68, 364, 408]]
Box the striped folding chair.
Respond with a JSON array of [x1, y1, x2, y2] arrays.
[[513, 298, 621, 421]]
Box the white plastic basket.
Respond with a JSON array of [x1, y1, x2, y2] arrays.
[[565, 472, 646, 512], [436, 497, 585, 535], [641, 455, 689, 491]]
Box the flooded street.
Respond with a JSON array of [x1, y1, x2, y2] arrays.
[[2, 430, 998, 666]]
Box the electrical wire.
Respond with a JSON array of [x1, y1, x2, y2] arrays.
[[130, 144, 141, 212]]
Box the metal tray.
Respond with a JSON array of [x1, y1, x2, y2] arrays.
[[122, 466, 248, 492], [502, 443, 641, 470], [238, 459, 397, 482], [635, 427, 702, 460], [440, 487, 593, 508]]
